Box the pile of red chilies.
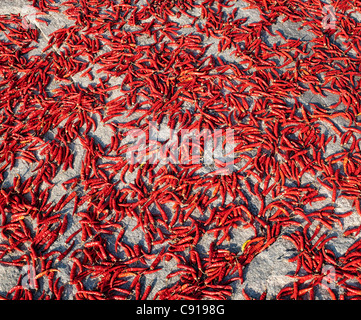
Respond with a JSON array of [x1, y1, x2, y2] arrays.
[[1, 0, 361, 300]]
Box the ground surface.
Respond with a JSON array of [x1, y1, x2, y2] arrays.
[[0, 0, 361, 300]]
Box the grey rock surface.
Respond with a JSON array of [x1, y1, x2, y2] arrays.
[[0, 0, 360, 300]]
